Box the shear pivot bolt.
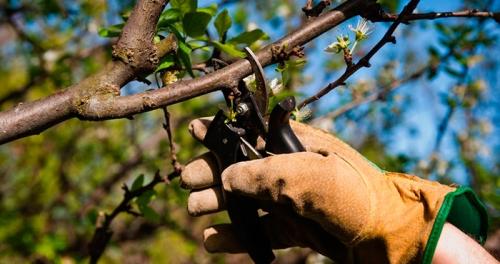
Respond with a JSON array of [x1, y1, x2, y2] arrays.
[[236, 103, 250, 115]]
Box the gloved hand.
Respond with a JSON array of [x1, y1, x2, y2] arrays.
[[181, 118, 456, 263]]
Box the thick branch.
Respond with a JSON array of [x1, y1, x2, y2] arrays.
[[0, 89, 76, 142], [112, 0, 168, 71], [0, 1, 175, 145], [298, 0, 421, 109], [0, 0, 368, 144], [74, 0, 366, 120]]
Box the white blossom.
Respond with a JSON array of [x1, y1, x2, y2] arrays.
[[268, 78, 283, 95], [349, 18, 372, 41]]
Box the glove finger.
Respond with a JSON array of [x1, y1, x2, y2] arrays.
[[188, 117, 213, 142], [187, 186, 225, 216], [181, 152, 220, 190], [289, 121, 371, 165], [221, 151, 373, 246], [203, 209, 349, 262], [188, 117, 366, 169], [221, 152, 325, 203]]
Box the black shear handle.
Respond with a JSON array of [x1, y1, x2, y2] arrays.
[[202, 111, 275, 264], [202, 96, 305, 264], [266, 96, 306, 154]]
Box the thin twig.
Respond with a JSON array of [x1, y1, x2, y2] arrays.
[[161, 107, 183, 179], [303, 0, 313, 12], [302, 0, 332, 17], [298, 0, 421, 109], [374, 9, 500, 23], [423, 2, 492, 178], [321, 67, 427, 120], [87, 170, 170, 264]]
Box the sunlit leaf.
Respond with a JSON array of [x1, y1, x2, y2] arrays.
[[178, 40, 194, 76], [98, 23, 124, 38], [155, 54, 176, 73], [215, 9, 232, 39], [211, 41, 245, 58], [228, 29, 269, 45], [197, 4, 218, 16], [158, 8, 182, 28], [170, 0, 197, 15]]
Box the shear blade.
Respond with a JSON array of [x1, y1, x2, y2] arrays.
[[244, 47, 268, 116], [240, 137, 263, 160]]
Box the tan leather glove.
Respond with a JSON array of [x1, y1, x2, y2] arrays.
[[181, 118, 487, 263]]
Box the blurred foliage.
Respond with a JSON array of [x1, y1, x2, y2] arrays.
[[0, 0, 498, 262]]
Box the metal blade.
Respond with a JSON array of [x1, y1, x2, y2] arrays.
[[244, 47, 268, 116], [240, 137, 263, 160]]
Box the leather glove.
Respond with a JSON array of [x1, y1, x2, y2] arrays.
[[181, 118, 485, 263]]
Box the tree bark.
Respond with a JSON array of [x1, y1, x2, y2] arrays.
[[0, 0, 368, 145]]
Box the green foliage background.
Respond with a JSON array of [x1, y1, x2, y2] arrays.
[[0, 0, 498, 262]]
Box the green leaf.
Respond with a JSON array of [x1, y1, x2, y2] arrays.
[[158, 8, 182, 27], [182, 11, 213, 38], [131, 174, 144, 191], [276, 58, 306, 86], [155, 54, 175, 73], [228, 29, 268, 45], [170, 0, 197, 15], [140, 204, 160, 222], [197, 4, 218, 16], [377, 0, 399, 13], [98, 23, 124, 38], [164, 22, 184, 39], [178, 40, 194, 76], [211, 41, 245, 58], [137, 189, 156, 208], [214, 9, 232, 39], [154, 35, 161, 44], [136, 189, 159, 222]]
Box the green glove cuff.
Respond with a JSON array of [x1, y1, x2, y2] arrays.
[[422, 186, 489, 264]]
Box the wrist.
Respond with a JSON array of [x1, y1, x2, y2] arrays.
[[433, 223, 497, 264], [423, 187, 488, 264]]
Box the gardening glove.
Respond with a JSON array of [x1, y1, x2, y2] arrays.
[[181, 118, 488, 264]]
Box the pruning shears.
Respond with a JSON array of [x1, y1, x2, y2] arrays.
[[203, 47, 305, 263]]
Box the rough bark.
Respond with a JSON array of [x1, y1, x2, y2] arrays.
[[0, 0, 367, 145]]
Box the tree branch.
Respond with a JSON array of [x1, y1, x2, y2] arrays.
[[375, 9, 500, 23], [298, 0, 421, 109], [112, 0, 168, 72], [87, 170, 168, 263], [319, 66, 428, 121], [79, 129, 166, 217], [302, 0, 331, 17], [0, 0, 368, 145], [0, 0, 174, 145]]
